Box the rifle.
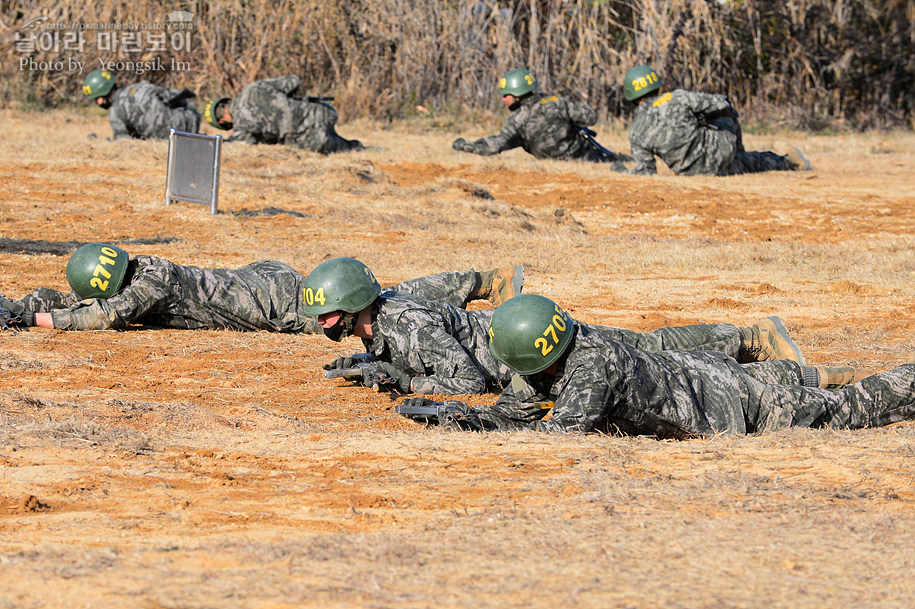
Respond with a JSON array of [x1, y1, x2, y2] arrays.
[[322, 353, 376, 379], [165, 88, 197, 108], [395, 399, 471, 425], [307, 96, 335, 103], [322, 353, 399, 392], [574, 126, 634, 166]]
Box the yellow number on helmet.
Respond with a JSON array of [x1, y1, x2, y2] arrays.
[[83, 85, 92, 95], [525, 74, 534, 85]]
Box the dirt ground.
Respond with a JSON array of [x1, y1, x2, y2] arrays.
[[1, 109, 914, 608]]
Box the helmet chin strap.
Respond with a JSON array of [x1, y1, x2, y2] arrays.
[[323, 312, 356, 342]]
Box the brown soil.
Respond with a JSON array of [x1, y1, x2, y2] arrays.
[[1, 110, 913, 608]]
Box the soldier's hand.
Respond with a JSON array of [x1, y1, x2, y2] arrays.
[[0, 297, 34, 329], [361, 361, 412, 393], [452, 137, 467, 151], [323, 356, 363, 371]]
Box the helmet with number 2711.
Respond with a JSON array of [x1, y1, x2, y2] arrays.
[[301, 257, 381, 316], [488, 294, 575, 375], [65, 243, 130, 299]]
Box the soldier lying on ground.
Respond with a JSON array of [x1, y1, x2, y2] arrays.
[[203, 76, 363, 154], [401, 295, 897, 437], [451, 69, 630, 169], [623, 64, 810, 176], [82, 69, 200, 140], [0, 243, 513, 333], [302, 258, 852, 396]]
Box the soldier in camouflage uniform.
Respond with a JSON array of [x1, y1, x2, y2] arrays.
[[82, 69, 200, 140], [0, 244, 505, 333], [303, 258, 850, 396], [417, 295, 906, 438], [452, 69, 629, 168], [203, 76, 362, 154], [623, 65, 810, 176]]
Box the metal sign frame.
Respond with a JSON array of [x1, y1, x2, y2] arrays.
[[164, 129, 222, 214]]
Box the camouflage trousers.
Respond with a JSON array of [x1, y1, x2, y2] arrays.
[[294, 102, 362, 154], [743, 363, 915, 431], [710, 116, 792, 175]]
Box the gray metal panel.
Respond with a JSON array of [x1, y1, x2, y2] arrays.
[[164, 129, 222, 214]]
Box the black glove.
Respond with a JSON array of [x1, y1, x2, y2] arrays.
[[0, 297, 34, 329], [452, 137, 467, 151], [361, 361, 412, 393], [323, 355, 369, 371]]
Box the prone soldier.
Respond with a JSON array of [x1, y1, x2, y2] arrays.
[[452, 69, 630, 168], [302, 258, 851, 397], [400, 295, 899, 437], [204, 76, 363, 154], [0, 244, 515, 333], [623, 64, 810, 176], [82, 69, 200, 140]]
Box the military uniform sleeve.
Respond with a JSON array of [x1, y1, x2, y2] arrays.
[[262, 76, 302, 96], [678, 90, 735, 119], [533, 363, 615, 432], [50, 272, 174, 330], [108, 105, 131, 140], [629, 138, 658, 175], [396, 312, 488, 395], [567, 100, 598, 127], [461, 114, 524, 156]]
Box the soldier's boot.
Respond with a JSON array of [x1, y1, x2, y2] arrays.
[[785, 146, 811, 171], [473, 266, 524, 307], [801, 366, 857, 389], [738, 316, 807, 366]]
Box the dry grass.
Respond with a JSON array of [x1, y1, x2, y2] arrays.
[[0, 109, 914, 607], [2, 1, 912, 127]]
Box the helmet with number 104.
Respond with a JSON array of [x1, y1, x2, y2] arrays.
[[488, 294, 575, 375], [623, 64, 662, 101], [499, 68, 537, 97], [66, 243, 130, 299], [301, 257, 381, 316]]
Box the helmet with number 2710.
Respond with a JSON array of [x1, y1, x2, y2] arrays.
[[488, 294, 575, 375], [66, 243, 130, 299]]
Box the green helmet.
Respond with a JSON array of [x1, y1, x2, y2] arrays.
[[623, 64, 662, 101], [82, 69, 115, 99], [65, 243, 130, 300], [488, 294, 575, 375], [302, 257, 381, 316], [204, 97, 232, 129], [499, 68, 537, 97]]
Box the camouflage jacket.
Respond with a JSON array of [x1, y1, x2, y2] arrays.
[[361, 291, 513, 395], [227, 76, 360, 153], [50, 257, 320, 332], [108, 82, 200, 140], [473, 324, 915, 436], [628, 89, 739, 175], [459, 93, 600, 160]]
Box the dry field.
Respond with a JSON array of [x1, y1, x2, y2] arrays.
[[1, 108, 914, 608]]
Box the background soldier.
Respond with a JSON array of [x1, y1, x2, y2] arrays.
[[0, 244, 511, 333], [623, 64, 810, 176], [302, 258, 847, 397], [203, 76, 363, 154], [416, 295, 887, 437], [82, 69, 200, 140], [452, 68, 629, 168]]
